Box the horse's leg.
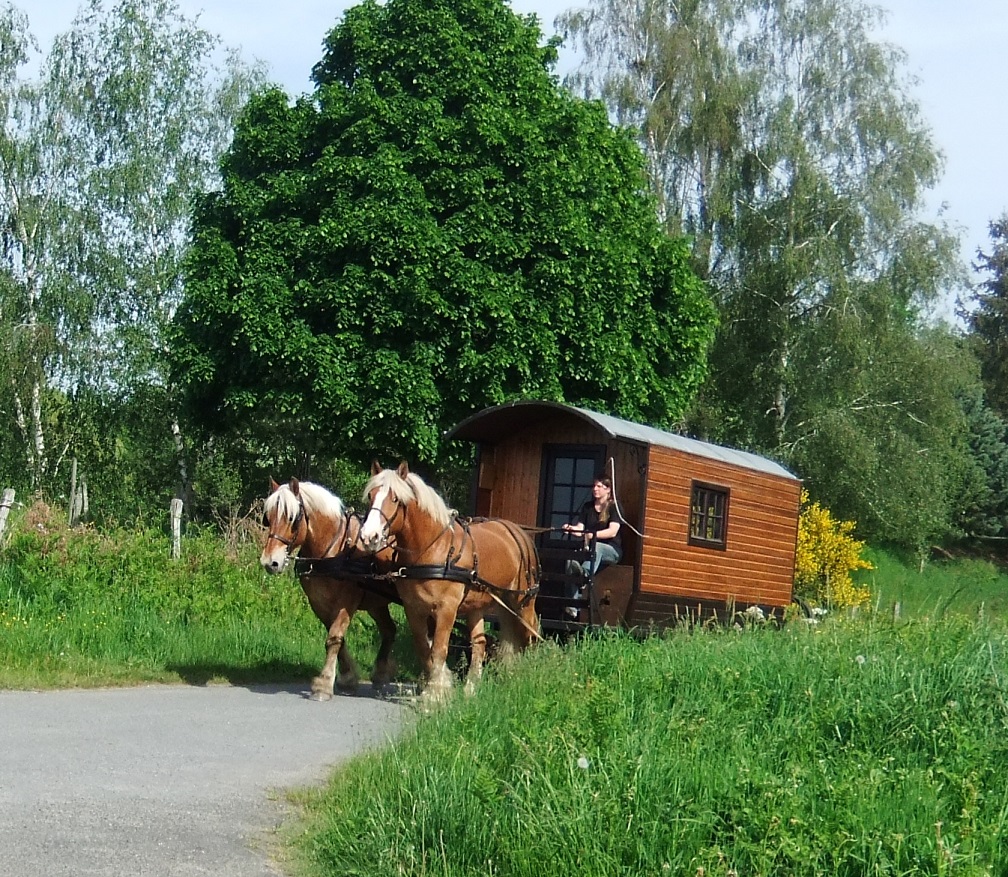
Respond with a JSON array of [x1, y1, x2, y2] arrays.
[[424, 595, 460, 703], [517, 598, 541, 651], [305, 580, 364, 699], [309, 605, 358, 699], [332, 609, 362, 693], [367, 601, 398, 689], [462, 613, 487, 696], [300, 577, 345, 700], [495, 608, 517, 662], [401, 595, 435, 686]]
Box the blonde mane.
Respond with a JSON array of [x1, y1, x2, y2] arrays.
[[363, 467, 453, 528], [265, 480, 346, 524]]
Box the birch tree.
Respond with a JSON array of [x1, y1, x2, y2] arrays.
[[558, 0, 970, 550], [0, 0, 262, 496]]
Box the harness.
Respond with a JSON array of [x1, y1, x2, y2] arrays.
[[393, 515, 541, 609], [294, 551, 403, 603], [267, 500, 402, 603]]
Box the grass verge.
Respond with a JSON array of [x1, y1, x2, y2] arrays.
[[285, 616, 1008, 877]]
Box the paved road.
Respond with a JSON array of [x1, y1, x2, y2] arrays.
[[0, 684, 406, 877]]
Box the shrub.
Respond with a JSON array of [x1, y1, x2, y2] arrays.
[[794, 491, 873, 609]]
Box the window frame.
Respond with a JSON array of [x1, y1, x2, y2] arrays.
[[537, 443, 606, 549], [688, 481, 730, 550]]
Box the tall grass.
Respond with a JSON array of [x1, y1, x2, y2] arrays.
[[0, 503, 414, 689], [863, 548, 1008, 620], [287, 617, 1008, 877]]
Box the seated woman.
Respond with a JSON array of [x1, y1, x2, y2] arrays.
[[561, 474, 623, 615]]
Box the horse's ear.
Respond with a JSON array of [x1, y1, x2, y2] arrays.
[[370, 459, 383, 476], [397, 460, 410, 479], [269, 477, 280, 493], [289, 477, 301, 495]]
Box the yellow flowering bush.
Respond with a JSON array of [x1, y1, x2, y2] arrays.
[[794, 491, 873, 610]]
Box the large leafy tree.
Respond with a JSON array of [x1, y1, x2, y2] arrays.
[[0, 0, 261, 498], [171, 0, 716, 468]]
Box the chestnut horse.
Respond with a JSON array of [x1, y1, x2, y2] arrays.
[[358, 461, 541, 700], [260, 478, 398, 699]]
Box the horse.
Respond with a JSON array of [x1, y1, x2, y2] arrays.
[[260, 477, 398, 700], [357, 461, 541, 701]]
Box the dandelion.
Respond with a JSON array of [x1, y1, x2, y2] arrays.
[[577, 756, 590, 771], [855, 654, 866, 666]]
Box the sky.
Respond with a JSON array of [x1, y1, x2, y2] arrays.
[[28, 0, 1008, 287]]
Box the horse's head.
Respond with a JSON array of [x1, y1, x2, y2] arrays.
[[358, 460, 412, 553], [260, 477, 307, 574]]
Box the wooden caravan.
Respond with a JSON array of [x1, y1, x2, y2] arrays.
[[446, 400, 802, 628]]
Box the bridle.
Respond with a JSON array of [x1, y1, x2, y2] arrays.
[[361, 487, 406, 552], [363, 486, 465, 566], [263, 499, 307, 550]]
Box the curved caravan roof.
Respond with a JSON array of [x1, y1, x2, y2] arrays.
[[446, 400, 799, 482]]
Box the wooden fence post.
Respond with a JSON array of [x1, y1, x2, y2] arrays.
[[170, 498, 183, 559], [0, 488, 15, 544], [68, 457, 77, 524]]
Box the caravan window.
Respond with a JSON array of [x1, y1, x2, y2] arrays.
[[689, 482, 729, 548]]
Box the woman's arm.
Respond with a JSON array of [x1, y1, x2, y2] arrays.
[[592, 521, 621, 541]]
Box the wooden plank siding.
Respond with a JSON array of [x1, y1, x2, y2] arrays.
[[637, 446, 801, 610]]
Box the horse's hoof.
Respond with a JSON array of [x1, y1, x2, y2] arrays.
[[335, 677, 360, 693], [309, 689, 333, 702]]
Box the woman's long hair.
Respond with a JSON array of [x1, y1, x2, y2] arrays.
[[594, 474, 613, 524]]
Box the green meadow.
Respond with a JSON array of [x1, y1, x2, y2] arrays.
[[0, 505, 415, 689]]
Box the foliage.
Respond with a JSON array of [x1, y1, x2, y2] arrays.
[[287, 617, 1008, 877], [968, 213, 1008, 418], [558, 0, 971, 551], [0, 500, 418, 688], [794, 490, 872, 609], [171, 0, 716, 470], [954, 390, 1008, 540], [0, 0, 261, 497], [785, 326, 979, 553]]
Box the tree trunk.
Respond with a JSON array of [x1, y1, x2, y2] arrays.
[[68, 457, 79, 525], [0, 488, 15, 545], [170, 497, 183, 559]]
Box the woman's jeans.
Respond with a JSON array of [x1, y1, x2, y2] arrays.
[[566, 542, 620, 599], [584, 542, 620, 576]]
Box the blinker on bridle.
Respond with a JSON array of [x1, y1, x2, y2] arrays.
[[264, 500, 306, 548]]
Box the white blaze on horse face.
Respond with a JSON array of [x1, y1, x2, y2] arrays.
[[260, 522, 289, 574], [260, 500, 294, 574], [359, 484, 391, 552]]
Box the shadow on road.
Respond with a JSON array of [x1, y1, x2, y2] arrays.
[[164, 662, 421, 702]]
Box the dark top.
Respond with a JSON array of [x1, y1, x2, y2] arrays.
[[573, 501, 624, 562]]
